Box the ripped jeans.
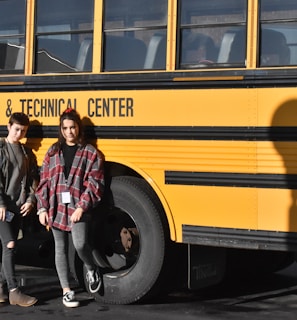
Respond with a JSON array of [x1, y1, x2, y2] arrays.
[[0, 214, 21, 290]]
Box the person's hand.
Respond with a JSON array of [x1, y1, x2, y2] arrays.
[[71, 207, 84, 223], [39, 211, 49, 226], [20, 202, 33, 216], [0, 207, 6, 221]]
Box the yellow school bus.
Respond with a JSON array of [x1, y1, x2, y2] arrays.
[[1, 0, 297, 304]]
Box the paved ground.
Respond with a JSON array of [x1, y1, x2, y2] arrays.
[[1, 264, 297, 320]]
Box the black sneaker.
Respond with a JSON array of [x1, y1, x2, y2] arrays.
[[86, 269, 101, 293], [63, 291, 79, 308]]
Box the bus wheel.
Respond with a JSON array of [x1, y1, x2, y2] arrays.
[[85, 176, 167, 305]]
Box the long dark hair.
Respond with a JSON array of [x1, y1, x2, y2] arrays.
[[50, 108, 85, 155]]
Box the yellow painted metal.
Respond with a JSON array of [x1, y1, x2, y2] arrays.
[[1, 1, 297, 242], [0, 88, 258, 126], [25, 0, 35, 75], [247, 0, 258, 69], [92, 0, 103, 73], [1, 84, 297, 239], [167, 0, 177, 71]]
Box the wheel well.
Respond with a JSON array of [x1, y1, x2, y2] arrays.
[[105, 161, 142, 179], [103, 161, 171, 241]]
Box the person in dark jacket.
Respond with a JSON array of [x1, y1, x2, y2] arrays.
[[0, 112, 38, 307]]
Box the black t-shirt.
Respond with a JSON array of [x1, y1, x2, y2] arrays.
[[62, 143, 78, 179]]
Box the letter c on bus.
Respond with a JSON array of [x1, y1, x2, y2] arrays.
[[88, 98, 94, 117]]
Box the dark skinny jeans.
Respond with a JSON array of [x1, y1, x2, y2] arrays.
[[0, 214, 21, 290]]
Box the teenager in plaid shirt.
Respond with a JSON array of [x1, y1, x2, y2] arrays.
[[35, 108, 104, 307]]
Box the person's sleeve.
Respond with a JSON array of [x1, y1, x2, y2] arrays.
[[77, 149, 105, 211], [0, 140, 7, 207], [25, 147, 40, 206], [35, 152, 51, 211]]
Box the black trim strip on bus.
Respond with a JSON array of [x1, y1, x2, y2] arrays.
[[0, 125, 296, 141], [182, 225, 297, 252], [19, 125, 297, 141], [2, 68, 297, 91], [165, 171, 297, 190]]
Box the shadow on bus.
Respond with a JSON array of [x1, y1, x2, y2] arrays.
[[82, 116, 101, 149], [271, 99, 297, 244], [25, 119, 43, 152]]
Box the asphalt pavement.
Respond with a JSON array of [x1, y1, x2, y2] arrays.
[[1, 263, 297, 320]]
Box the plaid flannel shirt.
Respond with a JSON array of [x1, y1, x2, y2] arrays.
[[35, 144, 104, 231]]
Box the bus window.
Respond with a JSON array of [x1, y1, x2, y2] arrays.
[[34, 0, 94, 73], [0, 0, 26, 73], [178, 0, 247, 69], [259, 0, 297, 67], [103, 0, 167, 71]]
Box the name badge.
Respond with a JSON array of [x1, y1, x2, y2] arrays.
[[62, 191, 71, 204]]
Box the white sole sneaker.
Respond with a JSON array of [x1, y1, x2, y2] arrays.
[[86, 269, 102, 293], [63, 291, 80, 308]]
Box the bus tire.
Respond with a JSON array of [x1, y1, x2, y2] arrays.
[[85, 176, 167, 305]]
